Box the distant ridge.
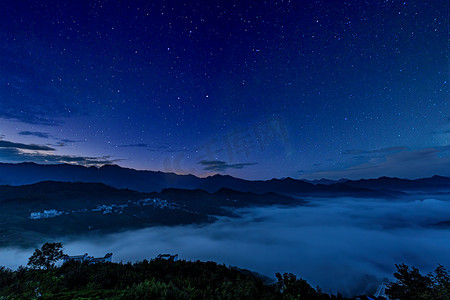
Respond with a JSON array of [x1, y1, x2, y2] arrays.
[[301, 178, 349, 185], [0, 162, 447, 196], [340, 175, 450, 191]]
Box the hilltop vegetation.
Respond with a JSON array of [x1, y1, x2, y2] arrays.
[[1, 242, 449, 299], [0, 242, 346, 299], [0, 259, 345, 299]]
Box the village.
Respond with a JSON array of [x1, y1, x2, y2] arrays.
[[28, 197, 182, 220]]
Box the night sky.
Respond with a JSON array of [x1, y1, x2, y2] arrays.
[[0, 0, 448, 180]]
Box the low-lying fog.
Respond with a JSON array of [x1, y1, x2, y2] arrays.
[[2, 194, 450, 296]]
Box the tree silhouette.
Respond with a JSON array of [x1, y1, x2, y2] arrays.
[[27, 242, 65, 270], [387, 263, 433, 300], [275, 272, 322, 299], [430, 265, 450, 299]]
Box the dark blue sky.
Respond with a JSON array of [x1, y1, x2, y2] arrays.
[[0, 0, 448, 180]]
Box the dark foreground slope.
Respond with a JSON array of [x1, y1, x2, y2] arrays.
[[0, 258, 348, 300]]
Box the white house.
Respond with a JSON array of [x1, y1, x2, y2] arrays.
[[43, 209, 58, 217], [156, 254, 178, 261], [30, 209, 63, 219], [30, 212, 43, 219], [63, 253, 113, 264]]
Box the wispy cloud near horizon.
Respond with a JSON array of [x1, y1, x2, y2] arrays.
[[342, 147, 408, 155], [0, 140, 55, 151], [17, 131, 81, 145], [18, 131, 51, 139], [199, 160, 258, 171], [0, 138, 120, 166]]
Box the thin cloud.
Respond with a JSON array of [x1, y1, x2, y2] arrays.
[[431, 127, 450, 135], [0, 111, 61, 126], [0, 139, 120, 166], [0, 140, 55, 151], [18, 131, 81, 144], [59, 139, 82, 144], [0, 147, 120, 166], [342, 147, 408, 155], [147, 144, 188, 153], [116, 143, 188, 153], [18, 131, 51, 139], [41, 154, 121, 166], [352, 156, 373, 160], [117, 143, 149, 148], [199, 160, 257, 171]]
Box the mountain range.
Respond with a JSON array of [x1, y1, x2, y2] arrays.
[[2, 162, 448, 196]]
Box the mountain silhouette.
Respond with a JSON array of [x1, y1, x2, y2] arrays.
[[0, 162, 447, 196]]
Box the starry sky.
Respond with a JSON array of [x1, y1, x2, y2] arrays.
[[0, 0, 448, 180]]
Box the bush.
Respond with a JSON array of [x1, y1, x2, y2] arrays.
[[387, 264, 450, 300], [120, 278, 189, 300]]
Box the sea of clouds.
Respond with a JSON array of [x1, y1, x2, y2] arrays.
[[2, 194, 450, 296]]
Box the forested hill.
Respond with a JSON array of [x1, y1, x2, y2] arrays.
[[1, 255, 448, 299], [2, 241, 449, 299], [0, 257, 349, 299], [0, 181, 302, 247]]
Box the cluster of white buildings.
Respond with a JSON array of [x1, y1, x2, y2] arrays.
[[29, 197, 180, 220], [92, 204, 128, 214], [90, 198, 176, 214], [29, 209, 64, 220], [135, 198, 177, 209]]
